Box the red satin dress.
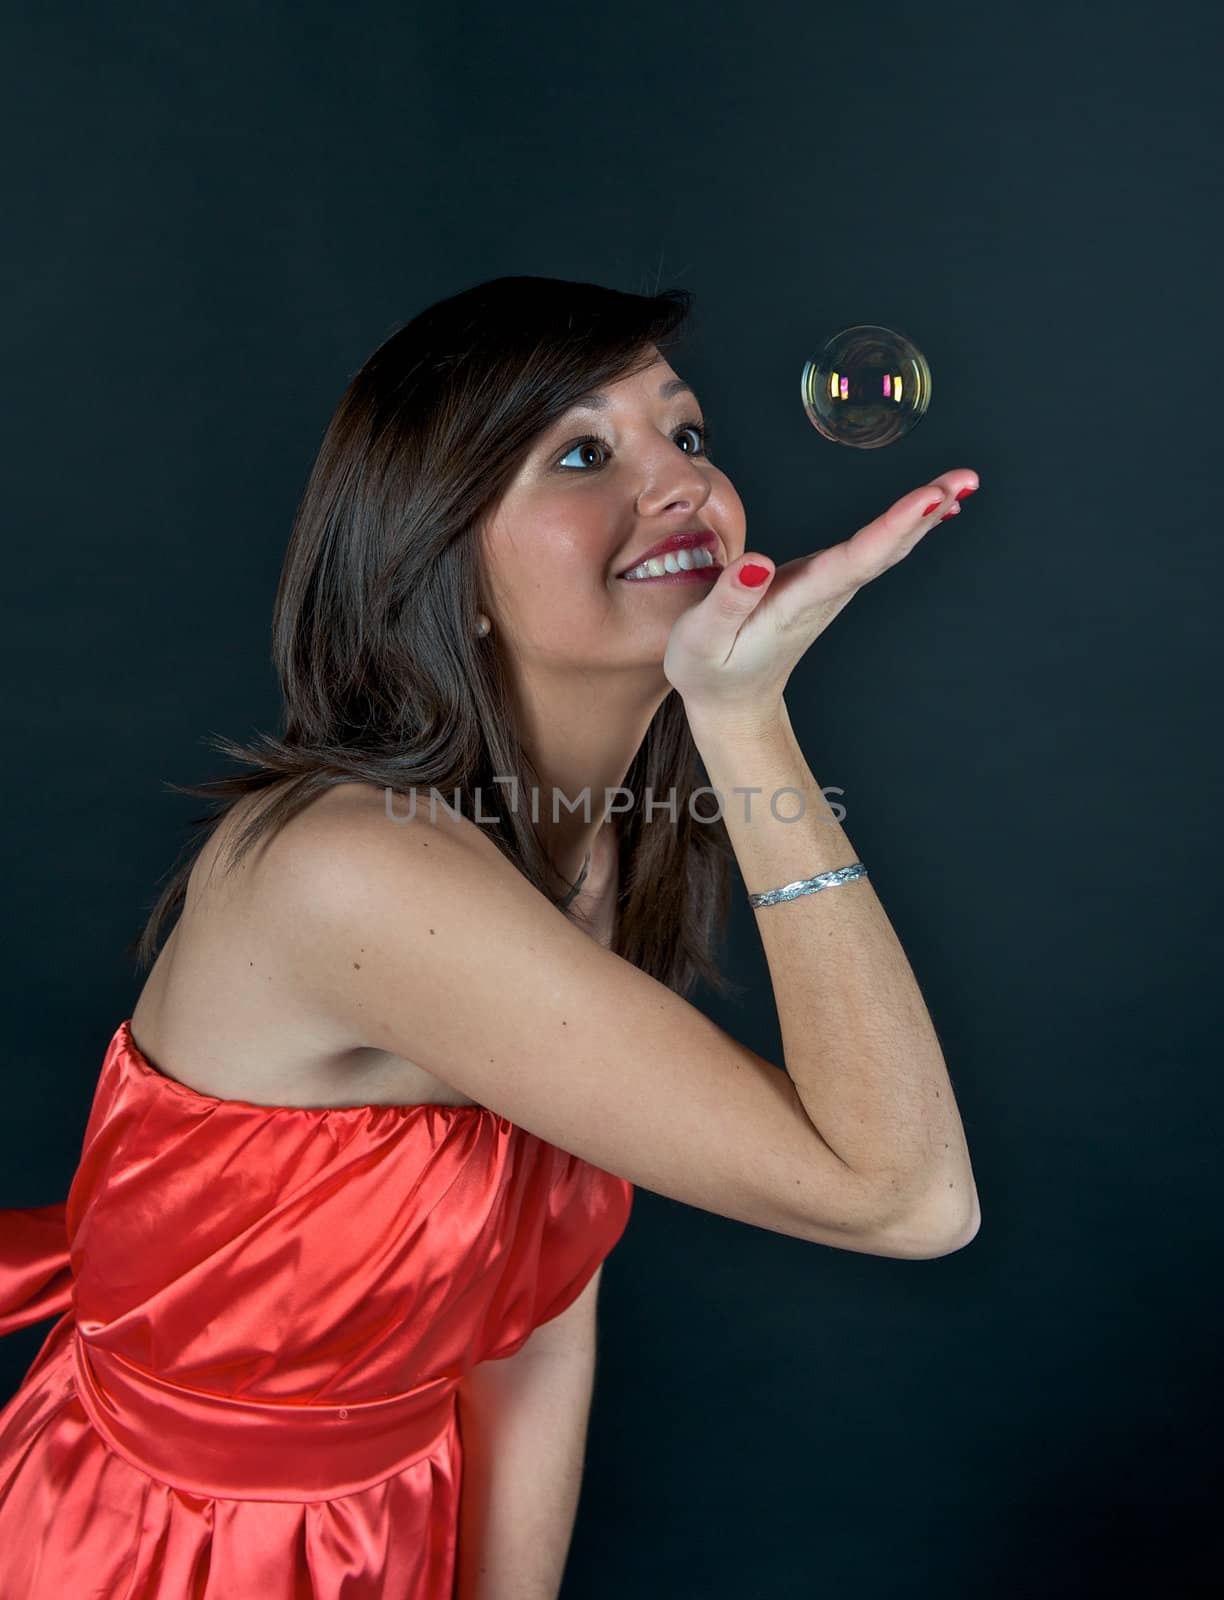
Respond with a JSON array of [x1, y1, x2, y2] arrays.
[[0, 1019, 634, 1598]]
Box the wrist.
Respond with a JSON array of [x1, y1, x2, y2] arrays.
[[682, 695, 793, 752]]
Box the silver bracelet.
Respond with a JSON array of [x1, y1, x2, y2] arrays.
[[747, 861, 869, 908]]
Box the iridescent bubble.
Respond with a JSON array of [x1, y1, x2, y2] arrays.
[[800, 324, 932, 448]]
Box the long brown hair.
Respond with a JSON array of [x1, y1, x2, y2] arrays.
[[130, 274, 742, 999]]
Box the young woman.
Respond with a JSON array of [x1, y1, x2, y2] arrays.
[[0, 274, 981, 1599]]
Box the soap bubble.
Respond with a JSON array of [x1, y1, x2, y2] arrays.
[[800, 324, 932, 448]]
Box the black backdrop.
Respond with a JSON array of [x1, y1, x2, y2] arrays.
[[2, 1, 1220, 1593]]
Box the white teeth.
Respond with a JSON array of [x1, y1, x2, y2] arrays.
[[622, 546, 716, 582]]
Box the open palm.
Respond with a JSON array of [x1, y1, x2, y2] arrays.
[[665, 469, 980, 720]]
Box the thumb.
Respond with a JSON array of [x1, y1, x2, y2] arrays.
[[664, 551, 779, 701], [702, 552, 774, 631], [674, 552, 776, 665]]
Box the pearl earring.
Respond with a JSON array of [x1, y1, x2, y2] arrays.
[[475, 613, 491, 637]]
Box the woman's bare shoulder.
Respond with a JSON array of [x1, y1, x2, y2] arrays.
[[130, 780, 493, 1109], [211, 780, 500, 882], [296, 782, 499, 850]]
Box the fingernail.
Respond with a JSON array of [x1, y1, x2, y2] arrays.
[[939, 510, 958, 522], [955, 486, 978, 501], [922, 500, 942, 515], [738, 564, 770, 587]]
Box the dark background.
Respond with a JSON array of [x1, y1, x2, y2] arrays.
[[2, 1, 1220, 1593]]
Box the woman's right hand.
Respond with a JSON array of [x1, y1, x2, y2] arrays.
[[663, 469, 980, 728]]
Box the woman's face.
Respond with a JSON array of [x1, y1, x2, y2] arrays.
[[479, 350, 746, 670]]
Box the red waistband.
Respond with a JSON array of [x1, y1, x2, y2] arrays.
[[71, 1329, 459, 1502]]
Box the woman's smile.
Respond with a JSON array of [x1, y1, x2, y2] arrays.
[[618, 557, 722, 586], [617, 539, 724, 584]]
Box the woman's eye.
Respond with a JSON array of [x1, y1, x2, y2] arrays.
[[557, 421, 709, 471], [558, 438, 608, 471]]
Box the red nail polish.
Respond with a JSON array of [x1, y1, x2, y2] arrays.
[[738, 563, 770, 587], [940, 511, 957, 522], [955, 486, 977, 501], [922, 500, 941, 515]]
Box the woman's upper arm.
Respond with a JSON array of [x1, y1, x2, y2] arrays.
[[503, 1264, 602, 1366], [278, 801, 891, 1252]]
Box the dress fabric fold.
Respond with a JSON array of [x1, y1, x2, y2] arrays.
[[0, 1020, 633, 1597]]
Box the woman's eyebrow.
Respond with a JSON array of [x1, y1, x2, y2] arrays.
[[564, 376, 698, 415]]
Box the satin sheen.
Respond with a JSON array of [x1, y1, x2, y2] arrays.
[[0, 1020, 634, 1597]]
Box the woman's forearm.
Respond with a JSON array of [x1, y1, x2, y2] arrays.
[[688, 698, 979, 1242], [454, 1346, 596, 1600]]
